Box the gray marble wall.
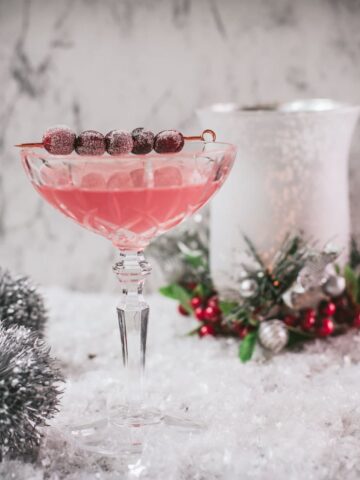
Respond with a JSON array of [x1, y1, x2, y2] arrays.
[[1, 0, 360, 290]]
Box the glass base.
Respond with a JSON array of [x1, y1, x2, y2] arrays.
[[69, 406, 204, 456]]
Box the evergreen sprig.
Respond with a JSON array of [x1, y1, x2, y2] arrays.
[[230, 235, 308, 318]]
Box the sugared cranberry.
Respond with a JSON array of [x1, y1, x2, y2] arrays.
[[178, 304, 190, 316], [42, 125, 76, 155], [320, 301, 336, 316], [190, 296, 202, 309], [199, 324, 215, 337], [317, 317, 334, 337], [302, 308, 316, 331], [154, 130, 184, 154], [131, 128, 154, 154], [194, 307, 206, 321], [105, 130, 133, 155], [75, 130, 106, 156]]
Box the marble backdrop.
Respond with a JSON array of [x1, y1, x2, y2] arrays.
[[0, 0, 360, 291]]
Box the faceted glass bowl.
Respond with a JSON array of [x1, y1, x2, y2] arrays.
[[22, 141, 236, 250]]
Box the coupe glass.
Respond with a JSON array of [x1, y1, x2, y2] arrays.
[[21, 139, 236, 454]]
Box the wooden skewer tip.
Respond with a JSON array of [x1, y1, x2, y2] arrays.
[[15, 142, 43, 148]]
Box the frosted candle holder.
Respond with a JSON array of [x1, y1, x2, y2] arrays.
[[197, 99, 360, 293]]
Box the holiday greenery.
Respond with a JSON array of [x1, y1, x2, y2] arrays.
[[0, 324, 63, 460], [160, 232, 360, 362]]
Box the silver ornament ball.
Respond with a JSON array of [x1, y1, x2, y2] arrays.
[[239, 278, 258, 298], [259, 320, 289, 353], [322, 275, 346, 297], [0, 325, 63, 459]]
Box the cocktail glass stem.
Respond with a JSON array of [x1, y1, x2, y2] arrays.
[[113, 251, 152, 407]]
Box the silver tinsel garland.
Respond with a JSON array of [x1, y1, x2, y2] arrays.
[[0, 269, 47, 336], [0, 325, 63, 460]]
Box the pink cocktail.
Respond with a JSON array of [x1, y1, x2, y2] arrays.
[[21, 139, 236, 453], [33, 158, 224, 249]]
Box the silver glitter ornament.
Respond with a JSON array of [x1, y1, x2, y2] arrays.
[[298, 247, 339, 290], [0, 269, 47, 336], [0, 325, 63, 460], [239, 278, 258, 298], [259, 320, 289, 353], [322, 275, 346, 297]]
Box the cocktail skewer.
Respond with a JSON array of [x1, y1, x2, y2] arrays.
[[15, 129, 216, 150]]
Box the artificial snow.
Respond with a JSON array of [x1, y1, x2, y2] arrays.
[[3, 287, 360, 479]]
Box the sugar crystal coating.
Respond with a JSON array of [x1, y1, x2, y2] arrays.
[[105, 130, 133, 155], [75, 130, 106, 156], [131, 127, 154, 155], [42, 125, 76, 155], [154, 129, 184, 154]]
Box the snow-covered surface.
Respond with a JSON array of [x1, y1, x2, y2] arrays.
[[3, 287, 360, 479]]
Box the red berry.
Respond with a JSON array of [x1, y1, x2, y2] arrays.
[[203, 306, 220, 322], [194, 307, 206, 321], [320, 301, 336, 316], [43, 125, 76, 155], [154, 130, 184, 154], [205, 303, 220, 316], [335, 296, 348, 310], [199, 324, 215, 337], [207, 296, 219, 308], [317, 317, 334, 337], [352, 311, 360, 328], [75, 130, 106, 156], [334, 296, 350, 323], [234, 325, 249, 339], [105, 130, 133, 155], [283, 315, 297, 327], [178, 304, 189, 316], [190, 296, 202, 309], [131, 127, 154, 154], [302, 309, 316, 330]]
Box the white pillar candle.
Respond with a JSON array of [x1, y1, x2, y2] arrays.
[[197, 100, 359, 293]]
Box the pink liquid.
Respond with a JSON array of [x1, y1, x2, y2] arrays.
[[36, 182, 216, 249]]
